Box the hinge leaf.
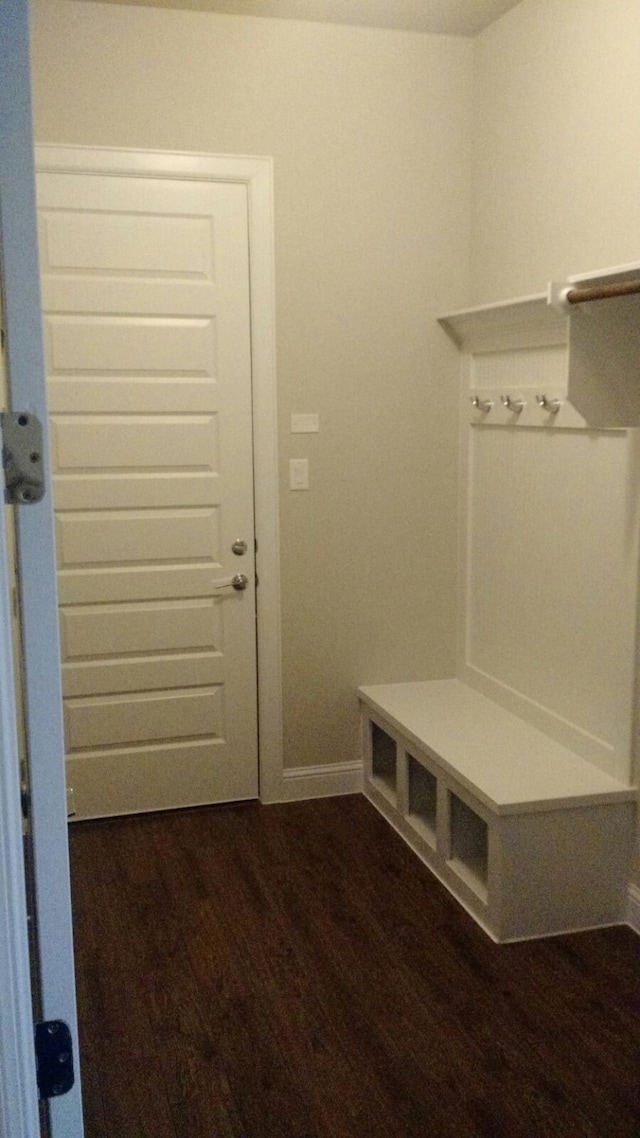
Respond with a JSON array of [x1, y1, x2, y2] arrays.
[[0, 411, 45, 504], [34, 1020, 75, 1100]]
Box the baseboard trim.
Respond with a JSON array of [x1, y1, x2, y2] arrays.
[[627, 884, 640, 935], [268, 761, 363, 803]]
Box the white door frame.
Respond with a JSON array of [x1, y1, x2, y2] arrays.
[[35, 144, 284, 803]]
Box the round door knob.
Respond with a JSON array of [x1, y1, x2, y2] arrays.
[[232, 539, 248, 556], [232, 573, 249, 591]]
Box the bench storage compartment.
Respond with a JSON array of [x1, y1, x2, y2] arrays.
[[360, 680, 636, 942]]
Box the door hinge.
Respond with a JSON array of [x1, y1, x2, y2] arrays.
[[0, 411, 45, 504], [34, 1020, 75, 1100]]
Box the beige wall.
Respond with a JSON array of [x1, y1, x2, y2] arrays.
[[30, 1, 473, 771], [472, 0, 640, 304], [473, 0, 640, 887]]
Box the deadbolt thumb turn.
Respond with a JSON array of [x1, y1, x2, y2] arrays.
[[232, 539, 248, 555]]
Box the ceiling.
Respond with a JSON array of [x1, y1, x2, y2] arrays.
[[97, 0, 525, 37]]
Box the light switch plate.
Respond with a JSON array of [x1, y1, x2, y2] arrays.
[[291, 413, 319, 433], [289, 458, 309, 490]]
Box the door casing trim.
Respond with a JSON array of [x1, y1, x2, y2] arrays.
[[35, 144, 284, 802]]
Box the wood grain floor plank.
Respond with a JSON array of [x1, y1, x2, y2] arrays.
[[69, 797, 640, 1138]]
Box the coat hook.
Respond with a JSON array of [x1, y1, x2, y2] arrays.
[[536, 394, 561, 415], [501, 394, 525, 414], [470, 396, 493, 414]]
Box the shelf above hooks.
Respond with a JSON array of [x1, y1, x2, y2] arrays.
[[438, 293, 566, 354], [439, 262, 640, 428]]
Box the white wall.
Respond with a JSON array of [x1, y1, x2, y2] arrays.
[[29, 0, 473, 772], [472, 0, 640, 887]]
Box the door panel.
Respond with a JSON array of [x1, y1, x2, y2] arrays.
[[45, 315, 216, 374], [56, 508, 220, 566], [62, 652, 224, 699], [55, 471, 219, 510], [49, 377, 218, 414], [51, 415, 219, 470], [65, 737, 252, 820], [43, 210, 212, 275], [65, 687, 223, 750], [37, 172, 258, 817], [57, 565, 214, 604], [61, 598, 221, 658]]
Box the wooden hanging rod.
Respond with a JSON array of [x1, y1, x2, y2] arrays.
[[565, 278, 640, 305]]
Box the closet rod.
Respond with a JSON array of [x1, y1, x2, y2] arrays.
[[565, 278, 640, 305]]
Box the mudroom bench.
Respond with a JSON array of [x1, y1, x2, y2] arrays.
[[358, 680, 636, 942]]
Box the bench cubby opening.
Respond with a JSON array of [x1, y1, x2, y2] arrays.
[[447, 790, 489, 902], [369, 719, 398, 805]]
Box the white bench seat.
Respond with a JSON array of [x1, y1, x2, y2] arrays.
[[359, 679, 635, 814], [358, 679, 637, 942]]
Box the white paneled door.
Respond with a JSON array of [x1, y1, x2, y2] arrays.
[[37, 171, 259, 818]]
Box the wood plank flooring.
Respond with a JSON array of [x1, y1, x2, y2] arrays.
[[68, 795, 640, 1138]]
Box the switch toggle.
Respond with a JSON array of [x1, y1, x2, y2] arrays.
[[289, 458, 309, 490]]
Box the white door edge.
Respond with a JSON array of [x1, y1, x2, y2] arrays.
[[35, 144, 285, 804], [0, 504, 40, 1138]]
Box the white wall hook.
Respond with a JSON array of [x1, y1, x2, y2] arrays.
[[470, 396, 493, 414], [536, 394, 561, 415], [501, 394, 525, 414]]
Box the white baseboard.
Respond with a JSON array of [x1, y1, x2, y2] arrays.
[[267, 761, 363, 803], [627, 884, 640, 935]]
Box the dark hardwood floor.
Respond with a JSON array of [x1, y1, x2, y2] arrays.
[[69, 795, 640, 1138]]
